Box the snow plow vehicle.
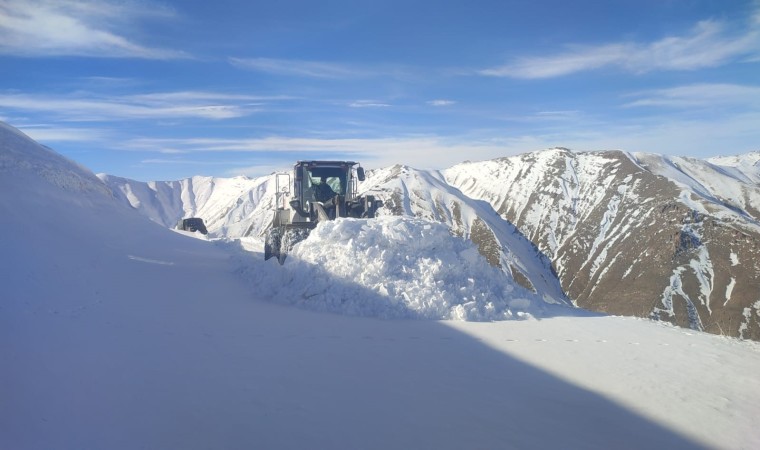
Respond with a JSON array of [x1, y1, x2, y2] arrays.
[[264, 160, 382, 264]]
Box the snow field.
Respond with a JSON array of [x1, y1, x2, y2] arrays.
[[4, 122, 760, 450]]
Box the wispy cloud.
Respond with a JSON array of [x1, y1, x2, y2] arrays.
[[0, 91, 273, 121], [118, 135, 534, 173], [481, 13, 760, 78], [427, 99, 456, 107], [349, 100, 391, 108], [0, 0, 187, 58], [623, 83, 760, 108], [229, 57, 370, 79], [140, 158, 234, 165], [534, 110, 581, 118], [228, 56, 419, 81], [561, 112, 760, 156], [22, 116, 760, 179], [18, 124, 110, 142]]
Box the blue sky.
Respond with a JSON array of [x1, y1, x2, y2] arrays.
[[1, 0, 759, 181]]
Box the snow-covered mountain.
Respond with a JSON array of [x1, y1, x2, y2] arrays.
[[4, 121, 760, 449], [445, 149, 760, 340], [98, 173, 275, 238], [707, 151, 760, 184], [102, 147, 760, 340]]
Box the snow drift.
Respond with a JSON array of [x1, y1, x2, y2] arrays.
[[246, 216, 566, 320]]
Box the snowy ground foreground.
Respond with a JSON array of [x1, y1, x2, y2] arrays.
[[2, 122, 760, 449]]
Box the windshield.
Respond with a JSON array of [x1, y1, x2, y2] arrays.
[[306, 167, 347, 196]]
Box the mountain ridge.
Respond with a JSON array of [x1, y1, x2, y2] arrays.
[[100, 147, 760, 340]]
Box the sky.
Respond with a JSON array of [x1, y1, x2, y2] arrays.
[[1, 0, 759, 181]]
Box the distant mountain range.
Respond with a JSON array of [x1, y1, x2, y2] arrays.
[[99, 148, 760, 341]]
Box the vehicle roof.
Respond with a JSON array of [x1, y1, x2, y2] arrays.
[[295, 160, 358, 167]]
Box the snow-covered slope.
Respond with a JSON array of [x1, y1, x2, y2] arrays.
[[98, 173, 274, 237], [445, 148, 760, 340], [632, 152, 760, 221], [3, 122, 760, 449], [708, 151, 760, 185]]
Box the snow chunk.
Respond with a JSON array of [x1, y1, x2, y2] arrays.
[[730, 252, 739, 266], [724, 278, 736, 306], [256, 217, 554, 320]]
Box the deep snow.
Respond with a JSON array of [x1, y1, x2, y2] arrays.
[[239, 216, 567, 321], [3, 122, 760, 449]]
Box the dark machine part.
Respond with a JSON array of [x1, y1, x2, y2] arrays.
[[177, 217, 208, 235]]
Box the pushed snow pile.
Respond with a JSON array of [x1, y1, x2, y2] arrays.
[[255, 216, 559, 320]]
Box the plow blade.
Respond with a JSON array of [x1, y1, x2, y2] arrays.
[[264, 224, 315, 265]]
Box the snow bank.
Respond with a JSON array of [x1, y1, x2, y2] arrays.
[[0, 121, 111, 199], [249, 216, 555, 320]]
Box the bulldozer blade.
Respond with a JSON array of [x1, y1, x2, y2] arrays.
[[264, 225, 313, 265]]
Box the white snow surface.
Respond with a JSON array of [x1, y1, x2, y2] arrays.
[[3, 122, 760, 449], [244, 216, 557, 320]]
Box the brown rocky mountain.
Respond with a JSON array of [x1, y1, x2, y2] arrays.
[[444, 148, 760, 340]]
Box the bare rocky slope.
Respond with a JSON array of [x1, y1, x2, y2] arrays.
[[100, 149, 760, 340]]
